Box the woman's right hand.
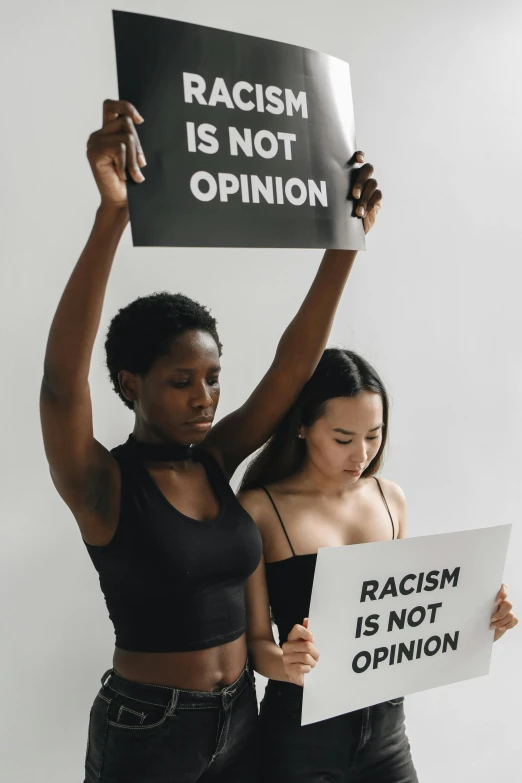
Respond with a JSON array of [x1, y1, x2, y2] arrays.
[[86, 99, 147, 209], [282, 618, 320, 686]]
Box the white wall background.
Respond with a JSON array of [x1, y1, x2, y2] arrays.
[[1, 0, 521, 780]]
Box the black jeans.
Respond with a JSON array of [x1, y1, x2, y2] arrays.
[[84, 663, 259, 782], [260, 680, 418, 783]]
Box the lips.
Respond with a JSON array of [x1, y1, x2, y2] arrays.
[[185, 417, 214, 430]]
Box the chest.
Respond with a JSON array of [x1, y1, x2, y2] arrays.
[[265, 485, 395, 561], [121, 466, 262, 585], [148, 463, 221, 522]]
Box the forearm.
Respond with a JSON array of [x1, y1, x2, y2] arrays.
[[249, 638, 291, 682], [274, 249, 357, 372], [43, 204, 129, 392]]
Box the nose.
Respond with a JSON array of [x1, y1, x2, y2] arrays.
[[350, 441, 367, 466], [191, 380, 214, 410]]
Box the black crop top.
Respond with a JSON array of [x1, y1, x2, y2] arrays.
[[264, 479, 396, 646], [84, 436, 262, 653]]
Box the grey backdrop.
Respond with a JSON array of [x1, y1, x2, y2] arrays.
[[1, 1, 521, 781]]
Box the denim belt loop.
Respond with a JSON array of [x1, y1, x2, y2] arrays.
[[100, 669, 113, 687], [221, 683, 238, 711], [166, 689, 180, 716]]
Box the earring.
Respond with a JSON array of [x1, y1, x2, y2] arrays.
[[298, 433, 304, 439]]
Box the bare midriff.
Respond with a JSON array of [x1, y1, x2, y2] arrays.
[[113, 634, 248, 691]]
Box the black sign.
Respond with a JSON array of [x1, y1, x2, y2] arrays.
[[113, 11, 365, 250]]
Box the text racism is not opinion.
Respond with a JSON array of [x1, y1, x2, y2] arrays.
[[183, 73, 328, 207]]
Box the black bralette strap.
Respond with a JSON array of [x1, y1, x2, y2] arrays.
[[374, 477, 396, 539], [262, 487, 296, 558]]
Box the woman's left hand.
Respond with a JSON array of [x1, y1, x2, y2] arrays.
[[351, 151, 382, 235], [490, 583, 518, 641]]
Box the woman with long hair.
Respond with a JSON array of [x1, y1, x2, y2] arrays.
[[39, 98, 382, 783], [240, 348, 518, 782]]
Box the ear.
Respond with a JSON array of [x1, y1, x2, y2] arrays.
[[297, 424, 305, 440], [119, 370, 139, 404]]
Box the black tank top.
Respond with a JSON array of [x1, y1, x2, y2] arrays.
[[84, 436, 262, 653], [263, 478, 396, 646]]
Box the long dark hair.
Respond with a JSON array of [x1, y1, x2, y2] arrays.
[[240, 349, 389, 491]]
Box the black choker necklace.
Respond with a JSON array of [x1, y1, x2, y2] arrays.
[[126, 435, 194, 462]]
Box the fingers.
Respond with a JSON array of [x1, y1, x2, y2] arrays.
[[88, 123, 144, 183], [352, 167, 376, 218], [490, 603, 517, 631], [282, 639, 320, 662], [287, 623, 314, 643], [103, 98, 144, 127], [494, 583, 508, 606], [349, 150, 365, 166], [95, 101, 146, 181], [366, 187, 383, 215], [99, 117, 147, 166], [283, 622, 320, 684], [357, 179, 379, 219], [497, 615, 518, 631], [283, 652, 318, 668], [494, 614, 518, 641], [490, 584, 512, 629], [351, 161, 373, 197], [491, 599, 513, 623]]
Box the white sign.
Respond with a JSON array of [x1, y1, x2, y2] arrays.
[[302, 525, 511, 726]]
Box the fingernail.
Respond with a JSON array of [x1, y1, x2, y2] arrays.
[[138, 152, 147, 167], [357, 206, 366, 217], [137, 171, 145, 182], [353, 188, 361, 199]]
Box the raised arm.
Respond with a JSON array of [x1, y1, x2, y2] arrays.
[[40, 100, 146, 545], [205, 156, 382, 476]]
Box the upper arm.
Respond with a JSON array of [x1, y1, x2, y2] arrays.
[[205, 360, 308, 476], [40, 379, 120, 544], [240, 490, 277, 644], [245, 556, 277, 645]]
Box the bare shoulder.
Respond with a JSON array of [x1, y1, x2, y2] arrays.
[[237, 488, 271, 526], [375, 477, 407, 507], [237, 484, 288, 538], [374, 476, 408, 537]]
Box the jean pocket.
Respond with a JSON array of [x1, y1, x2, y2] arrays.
[[104, 689, 170, 731]]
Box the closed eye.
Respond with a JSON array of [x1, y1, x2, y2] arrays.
[[335, 436, 380, 445]]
